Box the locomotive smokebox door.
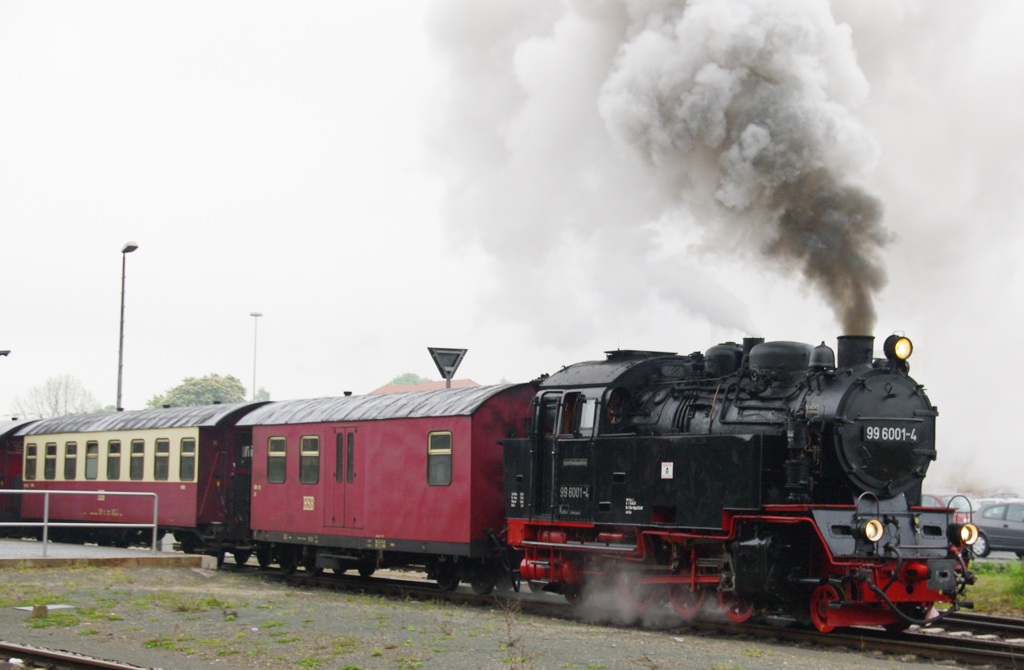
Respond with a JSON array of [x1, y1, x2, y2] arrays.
[[833, 370, 937, 498]]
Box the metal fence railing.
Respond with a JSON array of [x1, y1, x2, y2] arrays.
[[0, 489, 159, 557]]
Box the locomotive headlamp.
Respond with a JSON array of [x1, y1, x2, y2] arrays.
[[949, 522, 980, 546], [857, 518, 885, 543], [883, 334, 913, 362]]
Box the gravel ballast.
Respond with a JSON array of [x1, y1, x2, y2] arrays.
[[0, 566, 941, 669]]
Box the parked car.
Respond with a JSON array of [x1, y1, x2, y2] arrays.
[[972, 501, 1024, 558], [920, 493, 978, 524]]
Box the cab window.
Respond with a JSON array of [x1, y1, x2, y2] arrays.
[[559, 392, 596, 437], [539, 393, 559, 436]]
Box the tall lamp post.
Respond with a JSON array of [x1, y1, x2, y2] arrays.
[[250, 312, 262, 401], [116, 242, 139, 411]]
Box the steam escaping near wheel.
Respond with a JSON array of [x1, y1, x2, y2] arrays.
[[429, 0, 887, 334]]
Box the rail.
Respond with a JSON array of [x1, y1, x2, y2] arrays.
[[0, 489, 159, 557]]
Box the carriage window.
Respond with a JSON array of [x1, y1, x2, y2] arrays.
[[44, 443, 57, 480], [267, 437, 286, 483], [24, 444, 37, 480], [64, 442, 78, 480], [180, 438, 196, 482], [300, 436, 319, 484], [347, 432, 355, 484], [342, 436, 350, 483], [107, 441, 122, 480], [130, 439, 145, 481], [154, 439, 170, 481], [85, 442, 98, 480], [427, 431, 452, 486]]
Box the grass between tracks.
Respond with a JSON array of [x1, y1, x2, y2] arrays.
[[966, 561, 1024, 614]]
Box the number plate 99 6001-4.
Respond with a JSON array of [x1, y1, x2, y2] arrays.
[[863, 425, 918, 442]]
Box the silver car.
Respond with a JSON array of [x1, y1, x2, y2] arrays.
[[972, 501, 1024, 557]]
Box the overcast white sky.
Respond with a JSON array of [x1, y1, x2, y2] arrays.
[[2, 1, 1022, 491]]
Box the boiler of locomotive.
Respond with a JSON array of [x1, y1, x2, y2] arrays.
[[667, 334, 936, 501]]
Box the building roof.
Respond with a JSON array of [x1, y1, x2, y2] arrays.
[[368, 379, 480, 394]]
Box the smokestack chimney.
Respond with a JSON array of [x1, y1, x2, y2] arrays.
[[837, 335, 874, 368]]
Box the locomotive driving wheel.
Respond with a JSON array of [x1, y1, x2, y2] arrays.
[[669, 584, 706, 620], [717, 590, 754, 623], [810, 584, 844, 633]]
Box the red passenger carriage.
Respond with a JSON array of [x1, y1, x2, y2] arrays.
[[242, 384, 535, 592], [17, 403, 261, 556]]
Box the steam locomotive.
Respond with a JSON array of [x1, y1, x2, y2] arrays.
[[503, 334, 978, 631], [3, 332, 978, 633]]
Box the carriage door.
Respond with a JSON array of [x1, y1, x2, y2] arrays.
[[325, 427, 363, 529], [230, 430, 253, 531]]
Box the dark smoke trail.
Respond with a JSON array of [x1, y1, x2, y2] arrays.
[[599, 0, 889, 334], [769, 168, 886, 335]]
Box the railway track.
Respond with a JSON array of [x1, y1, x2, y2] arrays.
[[0, 640, 148, 670]]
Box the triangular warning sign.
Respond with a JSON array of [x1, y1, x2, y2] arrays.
[[428, 347, 467, 382]]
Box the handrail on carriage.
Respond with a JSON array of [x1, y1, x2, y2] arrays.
[[0, 489, 159, 557]]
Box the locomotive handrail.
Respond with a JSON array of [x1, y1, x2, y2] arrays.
[[0, 489, 159, 557]]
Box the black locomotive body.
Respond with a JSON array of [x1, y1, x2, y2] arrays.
[[504, 334, 976, 631]]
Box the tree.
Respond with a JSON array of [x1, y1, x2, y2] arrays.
[[148, 374, 247, 408], [254, 387, 271, 402], [389, 372, 431, 385], [11, 375, 102, 419]]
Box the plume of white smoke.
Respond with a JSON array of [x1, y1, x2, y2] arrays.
[[427, 0, 886, 340]]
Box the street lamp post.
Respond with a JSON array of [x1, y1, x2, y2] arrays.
[[250, 312, 262, 401], [116, 242, 139, 411]]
